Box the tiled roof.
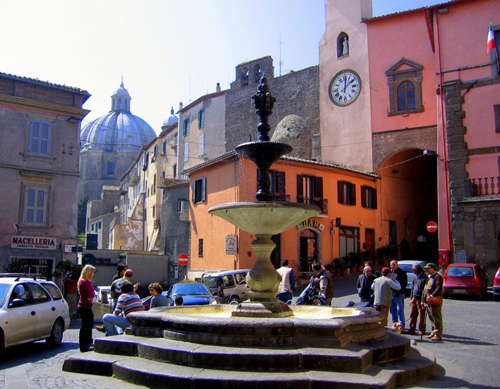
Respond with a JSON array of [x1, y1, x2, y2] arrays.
[[364, 0, 464, 22], [0, 71, 89, 95]]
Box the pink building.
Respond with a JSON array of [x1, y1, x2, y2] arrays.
[[321, 0, 500, 278]]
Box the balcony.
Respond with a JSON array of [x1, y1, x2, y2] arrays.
[[297, 196, 328, 214], [467, 177, 500, 197]]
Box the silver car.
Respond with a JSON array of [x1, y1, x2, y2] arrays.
[[202, 270, 250, 304], [396, 260, 427, 297], [0, 276, 70, 352]]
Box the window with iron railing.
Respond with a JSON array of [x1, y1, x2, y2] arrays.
[[467, 177, 500, 196], [297, 174, 327, 214]]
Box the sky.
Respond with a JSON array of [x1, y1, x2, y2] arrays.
[[0, 0, 443, 133]]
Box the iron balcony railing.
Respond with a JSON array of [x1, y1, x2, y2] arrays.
[[297, 196, 328, 214], [468, 177, 500, 197]]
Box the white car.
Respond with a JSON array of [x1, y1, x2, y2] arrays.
[[396, 260, 427, 297], [0, 276, 70, 352]]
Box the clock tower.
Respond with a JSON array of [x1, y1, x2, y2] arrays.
[[319, 0, 373, 171]]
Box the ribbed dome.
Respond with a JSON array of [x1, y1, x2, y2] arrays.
[[162, 107, 178, 128], [80, 81, 156, 152]]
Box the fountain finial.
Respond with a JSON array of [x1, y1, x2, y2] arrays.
[[252, 77, 275, 142]]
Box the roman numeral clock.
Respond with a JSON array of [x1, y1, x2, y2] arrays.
[[329, 69, 361, 106]]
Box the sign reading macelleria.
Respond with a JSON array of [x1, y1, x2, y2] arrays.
[[11, 235, 57, 250]]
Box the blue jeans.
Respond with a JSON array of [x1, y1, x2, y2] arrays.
[[390, 294, 405, 327], [277, 292, 293, 303], [102, 313, 130, 336]]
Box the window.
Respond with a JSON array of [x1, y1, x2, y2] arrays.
[[173, 133, 178, 147], [183, 118, 190, 137], [339, 227, 360, 258], [361, 186, 377, 209], [397, 81, 416, 110], [107, 162, 115, 176], [495, 105, 500, 133], [199, 134, 204, 156], [173, 164, 177, 178], [386, 58, 423, 115], [184, 142, 189, 161], [162, 140, 167, 154], [28, 119, 51, 156], [338, 181, 356, 205], [23, 187, 48, 225], [490, 28, 500, 75], [254, 65, 262, 83], [198, 238, 204, 257], [27, 283, 50, 304], [198, 109, 205, 129], [268, 170, 286, 201], [177, 199, 188, 213], [152, 205, 155, 218], [152, 174, 156, 195], [297, 175, 326, 213], [192, 177, 206, 204]]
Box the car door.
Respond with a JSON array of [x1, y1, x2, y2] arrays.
[[26, 282, 55, 338], [4, 283, 38, 347]]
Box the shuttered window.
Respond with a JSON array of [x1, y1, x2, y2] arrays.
[[28, 119, 51, 156]]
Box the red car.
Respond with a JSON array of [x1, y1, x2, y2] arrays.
[[443, 263, 488, 300], [493, 267, 500, 302]]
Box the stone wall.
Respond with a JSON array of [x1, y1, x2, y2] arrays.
[[225, 66, 321, 161]]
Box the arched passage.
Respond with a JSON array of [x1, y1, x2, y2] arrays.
[[377, 149, 438, 261]]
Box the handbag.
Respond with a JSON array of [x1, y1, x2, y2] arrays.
[[427, 295, 442, 307]]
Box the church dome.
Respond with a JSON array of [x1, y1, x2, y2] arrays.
[[80, 82, 156, 152], [162, 107, 178, 128]]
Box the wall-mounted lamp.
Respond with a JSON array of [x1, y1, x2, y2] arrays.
[[436, 7, 449, 14], [423, 150, 438, 157]]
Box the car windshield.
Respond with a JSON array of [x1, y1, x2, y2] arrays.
[[398, 264, 413, 273], [448, 267, 474, 277], [174, 284, 209, 296], [203, 277, 217, 289], [0, 284, 10, 306]]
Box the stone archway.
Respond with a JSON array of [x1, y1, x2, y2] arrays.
[[377, 148, 438, 261], [298, 227, 321, 272]]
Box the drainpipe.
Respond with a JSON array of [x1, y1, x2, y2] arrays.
[[434, 8, 452, 252]]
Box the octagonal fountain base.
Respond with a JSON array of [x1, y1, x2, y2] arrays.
[[63, 305, 437, 388]]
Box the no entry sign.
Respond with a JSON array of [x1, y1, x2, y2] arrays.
[[426, 221, 438, 233], [178, 254, 189, 266]]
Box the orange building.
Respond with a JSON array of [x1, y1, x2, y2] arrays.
[[185, 152, 379, 279]]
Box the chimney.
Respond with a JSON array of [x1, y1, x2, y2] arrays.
[[216, 82, 221, 92]]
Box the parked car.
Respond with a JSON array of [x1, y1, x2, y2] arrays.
[[443, 263, 488, 299], [396, 260, 427, 297], [163, 282, 216, 306], [0, 275, 70, 352], [201, 270, 250, 304], [492, 267, 500, 302]]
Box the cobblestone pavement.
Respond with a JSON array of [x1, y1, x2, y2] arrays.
[[0, 324, 144, 389]]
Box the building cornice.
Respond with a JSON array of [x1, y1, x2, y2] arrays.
[[0, 94, 89, 119]]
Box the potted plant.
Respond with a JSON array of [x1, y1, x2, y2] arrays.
[[54, 260, 82, 294], [347, 252, 358, 273], [333, 258, 341, 277]]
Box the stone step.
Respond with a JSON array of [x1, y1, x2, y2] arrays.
[[92, 332, 409, 373], [63, 347, 435, 389]]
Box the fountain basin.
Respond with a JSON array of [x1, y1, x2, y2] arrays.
[[208, 201, 321, 236], [127, 304, 386, 348]]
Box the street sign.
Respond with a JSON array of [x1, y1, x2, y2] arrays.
[[178, 254, 189, 266], [426, 221, 438, 233]]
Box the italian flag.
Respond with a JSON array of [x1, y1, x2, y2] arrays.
[[487, 23, 496, 53]]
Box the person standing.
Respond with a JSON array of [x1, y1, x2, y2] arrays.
[[371, 267, 401, 326], [389, 260, 408, 330], [112, 263, 128, 283], [356, 266, 376, 305], [423, 263, 444, 341], [276, 259, 295, 303], [110, 269, 138, 309], [404, 264, 427, 335], [77, 264, 96, 352], [102, 281, 144, 336], [148, 282, 169, 308], [312, 263, 334, 306]]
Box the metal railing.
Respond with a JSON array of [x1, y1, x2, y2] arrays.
[[468, 177, 500, 197], [296, 196, 328, 214]]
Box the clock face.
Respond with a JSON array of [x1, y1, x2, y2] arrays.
[[329, 70, 361, 106]]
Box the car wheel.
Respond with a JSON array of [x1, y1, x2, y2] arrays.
[[230, 296, 240, 304], [46, 319, 64, 347], [0, 329, 4, 357], [494, 294, 500, 302]]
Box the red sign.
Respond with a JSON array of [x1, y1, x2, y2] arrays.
[[178, 254, 189, 266], [426, 221, 438, 233]]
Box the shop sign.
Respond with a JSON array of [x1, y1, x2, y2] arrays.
[[11, 235, 57, 250], [297, 219, 325, 231], [225, 235, 238, 255]]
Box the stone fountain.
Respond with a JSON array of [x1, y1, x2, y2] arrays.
[[63, 79, 437, 388]]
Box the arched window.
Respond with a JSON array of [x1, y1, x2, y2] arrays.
[[255, 65, 262, 83], [243, 68, 250, 86], [337, 32, 349, 58], [397, 81, 416, 110]]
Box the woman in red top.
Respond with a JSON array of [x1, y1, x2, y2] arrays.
[[77, 264, 96, 352]]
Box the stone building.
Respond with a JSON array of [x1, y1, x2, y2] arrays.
[[78, 82, 156, 200], [321, 0, 500, 277], [0, 72, 89, 276]]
